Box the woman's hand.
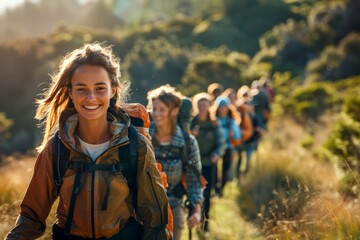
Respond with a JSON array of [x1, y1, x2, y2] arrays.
[[187, 203, 201, 229], [191, 125, 200, 137], [211, 154, 219, 164], [187, 212, 201, 229]]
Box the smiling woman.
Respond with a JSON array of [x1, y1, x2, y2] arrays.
[[5, 42, 170, 240]]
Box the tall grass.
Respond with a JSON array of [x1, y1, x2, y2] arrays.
[[236, 116, 360, 239], [0, 155, 57, 239], [238, 153, 314, 238], [0, 178, 22, 238]]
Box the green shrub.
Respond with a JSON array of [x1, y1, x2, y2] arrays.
[[122, 38, 191, 103], [180, 51, 248, 96], [306, 33, 360, 81], [285, 82, 335, 121], [0, 113, 14, 157], [224, 0, 302, 55], [343, 94, 360, 122], [324, 94, 360, 198], [338, 172, 360, 198], [193, 15, 250, 53], [300, 133, 315, 149]]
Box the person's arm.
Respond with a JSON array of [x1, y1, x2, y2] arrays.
[[211, 123, 225, 163], [231, 118, 242, 141], [6, 140, 58, 240], [184, 136, 204, 228], [136, 136, 169, 240]]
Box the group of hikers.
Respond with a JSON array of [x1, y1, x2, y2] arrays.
[[5, 43, 274, 240]]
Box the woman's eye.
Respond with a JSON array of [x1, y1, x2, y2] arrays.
[[76, 88, 86, 92], [96, 87, 106, 91]]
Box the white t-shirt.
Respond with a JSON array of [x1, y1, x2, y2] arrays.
[[78, 138, 110, 161]]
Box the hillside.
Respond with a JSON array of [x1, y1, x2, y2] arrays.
[[0, 0, 359, 238]]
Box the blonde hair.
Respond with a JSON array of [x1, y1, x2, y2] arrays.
[[147, 84, 183, 134], [207, 83, 224, 99], [35, 42, 129, 151]]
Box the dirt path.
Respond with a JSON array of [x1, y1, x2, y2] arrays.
[[182, 182, 264, 240]]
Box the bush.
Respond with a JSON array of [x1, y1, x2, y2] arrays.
[[180, 51, 249, 96], [324, 94, 360, 198], [306, 33, 360, 81], [224, 0, 302, 55], [122, 38, 191, 103], [300, 133, 315, 149], [284, 82, 336, 121], [193, 15, 250, 53]]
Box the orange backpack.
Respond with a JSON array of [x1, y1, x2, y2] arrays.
[[121, 103, 174, 239]]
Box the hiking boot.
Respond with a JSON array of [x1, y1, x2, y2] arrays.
[[204, 221, 209, 232], [215, 184, 222, 197]]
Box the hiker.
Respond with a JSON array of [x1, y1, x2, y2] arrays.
[[259, 76, 276, 103], [190, 92, 225, 232], [147, 85, 203, 240], [207, 83, 224, 103], [222, 88, 254, 180], [222, 88, 237, 106], [250, 80, 271, 129], [236, 86, 266, 177], [6, 43, 170, 240], [210, 96, 241, 197]]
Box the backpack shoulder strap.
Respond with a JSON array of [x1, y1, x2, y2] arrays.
[[52, 132, 70, 187], [119, 125, 139, 213], [180, 129, 207, 188], [180, 129, 200, 177]]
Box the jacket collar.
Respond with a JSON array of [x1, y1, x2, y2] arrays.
[[59, 107, 130, 150], [149, 123, 185, 148]]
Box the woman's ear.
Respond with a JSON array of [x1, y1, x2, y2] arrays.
[[111, 87, 116, 98], [68, 88, 73, 100], [171, 107, 179, 117]]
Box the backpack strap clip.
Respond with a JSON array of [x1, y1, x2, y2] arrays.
[[68, 161, 87, 172]]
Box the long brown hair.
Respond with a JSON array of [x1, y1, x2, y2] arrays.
[[35, 42, 129, 151], [147, 84, 183, 134]]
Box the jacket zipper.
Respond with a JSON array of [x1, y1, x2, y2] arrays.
[[91, 171, 96, 239], [146, 170, 163, 238], [61, 137, 130, 239], [90, 141, 129, 239]]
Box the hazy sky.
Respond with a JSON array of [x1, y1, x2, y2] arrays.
[[0, 0, 91, 14], [0, 0, 29, 13]]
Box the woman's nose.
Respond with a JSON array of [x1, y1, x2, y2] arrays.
[[86, 90, 96, 100]]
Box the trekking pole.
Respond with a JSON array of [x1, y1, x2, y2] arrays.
[[185, 199, 195, 240]]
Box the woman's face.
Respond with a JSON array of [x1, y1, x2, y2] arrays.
[[197, 99, 210, 115], [151, 99, 174, 128], [228, 92, 236, 104], [69, 65, 115, 123], [218, 105, 229, 118]]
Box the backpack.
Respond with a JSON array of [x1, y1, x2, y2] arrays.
[[236, 105, 253, 144], [177, 97, 193, 132], [52, 103, 173, 239], [168, 97, 207, 197]]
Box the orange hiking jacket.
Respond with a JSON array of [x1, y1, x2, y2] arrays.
[[6, 108, 169, 239]]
